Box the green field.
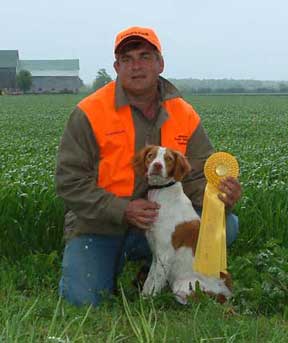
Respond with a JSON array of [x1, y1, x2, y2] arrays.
[[0, 94, 287, 342]]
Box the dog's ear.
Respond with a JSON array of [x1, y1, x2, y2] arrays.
[[172, 151, 191, 181], [132, 145, 156, 177]]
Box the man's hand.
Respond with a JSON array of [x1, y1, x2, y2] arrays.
[[218, 176, 242, 208], [124, 199, 160, 230]]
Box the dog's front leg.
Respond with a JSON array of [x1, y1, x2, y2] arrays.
[[142, 250, 174, 296], [142, 258, 158, 296]]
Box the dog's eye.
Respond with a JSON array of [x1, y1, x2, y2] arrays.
[[165, 155, 173, 162], [146, 153, 154, 160]]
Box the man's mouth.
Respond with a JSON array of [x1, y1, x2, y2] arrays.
[[131, 75, 146, 80]]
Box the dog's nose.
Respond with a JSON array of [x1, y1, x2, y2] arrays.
[[153, 162, 163, 171]]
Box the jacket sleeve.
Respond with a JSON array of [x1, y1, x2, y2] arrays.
[[55, 107, 129, 225], [183, 122, 214, 208]]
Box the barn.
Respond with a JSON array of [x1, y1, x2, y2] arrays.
[[0, 50, 19, 91], [18, 59, 83, 93]]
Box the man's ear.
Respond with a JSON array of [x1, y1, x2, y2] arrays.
[[113, 60, 119, 74], [158, 55, 164, 74]]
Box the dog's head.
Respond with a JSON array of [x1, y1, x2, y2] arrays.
[[133, 145, 191, 185]]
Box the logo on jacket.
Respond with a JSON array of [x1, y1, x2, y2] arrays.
[[105, 130, 126, 136], [175, 135, 188, 146]]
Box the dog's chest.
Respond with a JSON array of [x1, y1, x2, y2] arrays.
[[147, 185, 195, 238]]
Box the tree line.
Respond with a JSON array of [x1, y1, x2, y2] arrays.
[[170, 78, 288, 95], [15, 68, 288, 94], [92, 70, 288, 94]]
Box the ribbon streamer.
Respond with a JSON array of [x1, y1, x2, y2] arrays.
[[193, 152, 239, 277]]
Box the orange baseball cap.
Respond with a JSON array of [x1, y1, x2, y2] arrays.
[[114, 26, 162, 54]]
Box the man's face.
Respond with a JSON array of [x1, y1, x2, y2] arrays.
[[114, 42, 164, 96]]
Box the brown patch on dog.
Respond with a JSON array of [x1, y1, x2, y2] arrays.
[[203, 272, 232, 304], [169, 150, 191, 181], [205, 291, 228, 304], [132, 145, 158, 176], [220, 271, 233, 291], [172, 220, 200, 254], [201, 272, 232, 304], [187, 289, 228, 304]]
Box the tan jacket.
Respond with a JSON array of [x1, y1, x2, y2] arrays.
[[55, 77, 214, 239]]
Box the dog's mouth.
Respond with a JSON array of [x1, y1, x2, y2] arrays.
[[148, 166, 165, 177], [147, 174, 175, 187], [149, 171, 163, 176]]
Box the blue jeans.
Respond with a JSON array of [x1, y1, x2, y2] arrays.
[[59, 213, 239, 307]]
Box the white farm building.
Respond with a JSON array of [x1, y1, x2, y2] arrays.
[[0, 50, 19, 91], [18, 59, 83, 93]]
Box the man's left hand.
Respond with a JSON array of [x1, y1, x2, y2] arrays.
[[218, 176, 242, 208]]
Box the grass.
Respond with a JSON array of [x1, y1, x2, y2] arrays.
[[1, 258, 287, 342], [0, 94, 287, 341]]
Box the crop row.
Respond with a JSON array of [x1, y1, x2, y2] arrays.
[[0, 94, 287, 259]]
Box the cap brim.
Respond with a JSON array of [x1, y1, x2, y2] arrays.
[[115, 36, 156, 54]]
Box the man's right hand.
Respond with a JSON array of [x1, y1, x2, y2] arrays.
[[124, 199, 160, 230]]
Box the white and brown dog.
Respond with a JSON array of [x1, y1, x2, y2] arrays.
[[133, 145, 231, 304]]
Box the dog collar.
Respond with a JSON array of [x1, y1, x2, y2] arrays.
[[147, 181, 176, 190]]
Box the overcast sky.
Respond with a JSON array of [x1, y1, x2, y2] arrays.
[[2, 0, 288, 84]]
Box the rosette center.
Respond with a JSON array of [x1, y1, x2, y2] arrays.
[[216, 164, 228, 177]]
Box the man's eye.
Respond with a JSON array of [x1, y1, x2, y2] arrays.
[[121, 56, 130, 63], [141, 54, 151, 60]]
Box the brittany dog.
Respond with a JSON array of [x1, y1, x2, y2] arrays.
[[133, 145, 232, 304]]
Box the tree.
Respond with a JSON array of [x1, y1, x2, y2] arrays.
[[92, 69, 112, 91], [16, 70, 32, 93], [279, 82, 288, 93]]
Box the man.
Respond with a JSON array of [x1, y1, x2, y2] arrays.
[[55, 26, 241, 307]]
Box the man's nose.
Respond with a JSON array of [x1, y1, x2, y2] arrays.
[[131, 59, 142, 69]]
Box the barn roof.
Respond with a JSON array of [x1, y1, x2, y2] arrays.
[[0, 50, 19, 68], [18, 59, 79, 71]]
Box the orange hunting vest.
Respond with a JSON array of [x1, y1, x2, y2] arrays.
[[78, 81, 200, 197]]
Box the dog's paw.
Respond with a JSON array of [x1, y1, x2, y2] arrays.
[[174, 291, 188, 305], [142, 281, 156, 296], [142, 277, 162, 296]]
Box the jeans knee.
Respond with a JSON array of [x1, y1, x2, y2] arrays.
[[59, 275, 111, 307], [226, 213, 239, 247], [59, 234, 121, 307]]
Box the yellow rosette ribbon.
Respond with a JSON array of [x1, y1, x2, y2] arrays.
[[193, 152, 239, 277]]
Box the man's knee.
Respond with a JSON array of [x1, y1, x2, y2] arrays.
[[122, 230, 152, 262], [59, 234, 121, 307], [226, 213, 239, 247], [59, 275, 113, 307]]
